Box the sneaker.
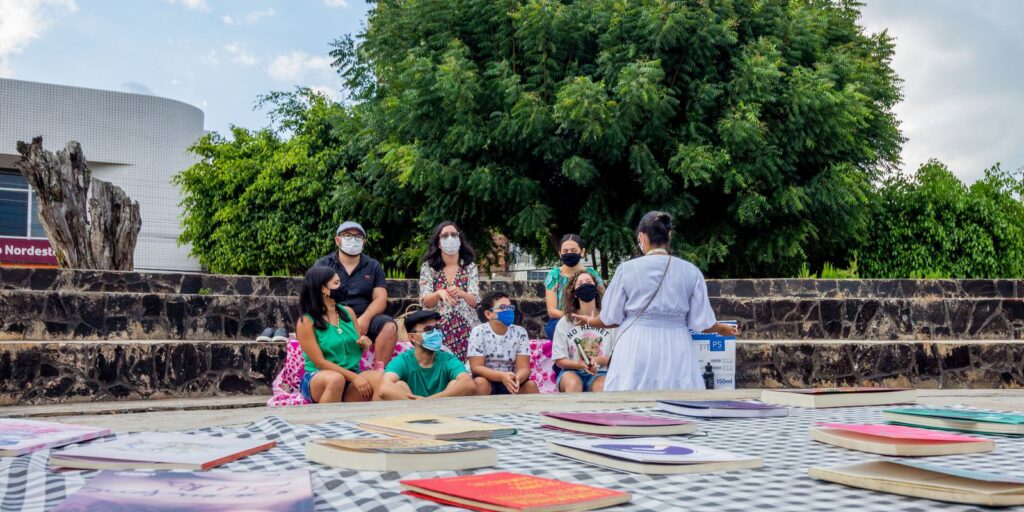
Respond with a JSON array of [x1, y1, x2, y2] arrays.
[[272, 328, 289, 343], [256, 327, 274, 342]]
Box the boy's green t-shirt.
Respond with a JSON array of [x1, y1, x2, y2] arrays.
[[385, 349, 467, 397]]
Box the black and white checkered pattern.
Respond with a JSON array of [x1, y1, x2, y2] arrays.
[[3, 405, 1024, 511]]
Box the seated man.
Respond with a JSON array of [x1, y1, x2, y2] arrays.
[[379, 310, 476, 400], [314, 220, 397, 369]]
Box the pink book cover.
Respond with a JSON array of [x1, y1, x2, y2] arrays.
[[0, 419, 111, 456], [784, 387, 911, 395], [542, 412, 689, 427], [817, 423, 987, 443], [52, 470, 314, 512]]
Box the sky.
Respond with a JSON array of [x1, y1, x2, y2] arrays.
[[1, 0, 1022, 182]]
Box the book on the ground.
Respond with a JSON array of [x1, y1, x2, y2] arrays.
[[810, 423, 994, 456], [808, 460, 1024, 507], [548, 437, 763, 475], [540, 412, 697, 437], [759, 387, 917, 408], [0, 418, 111, 457], [52, 469, 314, 511], [657, 400, 789, 418], [883, 408, 1024, 435], [49, 432, 276, 470], [401, 471, 631, 511], [356, 415, 516, 441], [305, 437, 497, 472]]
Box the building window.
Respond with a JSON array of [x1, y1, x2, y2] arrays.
[[0, 169, 45, 239]]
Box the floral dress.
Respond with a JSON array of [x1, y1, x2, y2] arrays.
[[419, 262, 481, 361]]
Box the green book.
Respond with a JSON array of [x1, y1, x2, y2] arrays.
[[883, 408, 1024, 435]]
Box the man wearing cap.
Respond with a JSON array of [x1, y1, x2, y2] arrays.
[[314, 221, 397, 368], [378, 309, 476, 400]]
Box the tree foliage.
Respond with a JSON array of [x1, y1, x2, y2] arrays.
[[337, 0, 903, 276], [858, 160, 1024, 279]]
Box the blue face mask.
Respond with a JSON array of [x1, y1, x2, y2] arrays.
[[420, 329, 443, 351], [495, 309, 515, 326]]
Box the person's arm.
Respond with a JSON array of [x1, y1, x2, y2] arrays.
[[296, 317, 361, 382], [545, 287, 562, 319], [704, 322, 739, 336], [430, 372, 475, 398], [514, 354, 532, 384], [460, 264, 480, 308], [419, 264, 441, 308]]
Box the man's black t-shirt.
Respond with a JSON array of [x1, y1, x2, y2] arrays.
[[313, 252, 387, 316]]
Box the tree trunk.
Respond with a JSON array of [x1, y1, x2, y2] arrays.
[[14, 137, 142, 270]]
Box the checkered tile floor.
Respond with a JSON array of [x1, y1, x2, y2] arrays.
[[3, 405, 1023, 511]]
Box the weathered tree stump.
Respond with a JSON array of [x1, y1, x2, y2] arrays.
[[14, 137, 141, 270]]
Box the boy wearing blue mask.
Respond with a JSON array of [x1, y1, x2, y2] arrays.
[[379, 310, 476, 400], [467, 292, 538, 395]]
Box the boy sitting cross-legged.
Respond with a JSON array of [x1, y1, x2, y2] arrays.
[[467, 291, 539, 395], [378, 310, 476, 400]]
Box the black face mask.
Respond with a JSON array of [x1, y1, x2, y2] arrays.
[[561, 253, 582, 267], [575, 284, 598, 303]]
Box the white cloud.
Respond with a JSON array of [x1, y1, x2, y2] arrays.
[[0, 0, 78, 77], [266, 51, 333, 81], [166, 0, 209, 12], [200, 49, 219, 66], [224, 42, 258, 67], [223, 8, 275, 25], [309, 85, 340, 102], [324, 0, 350, 8]]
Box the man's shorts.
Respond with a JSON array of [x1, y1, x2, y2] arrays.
[[367, 314, 396, 340]]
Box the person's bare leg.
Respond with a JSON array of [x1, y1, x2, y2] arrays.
[[358, 370, 385, 400], [559, 372, 583, 393], [473, 376, 492, 396], [520, 379, 539, 394], [590, 376, 606, 393], [379, 380, 414, 400], [310, 371, 346, 403], [373, 321, 398, 367]]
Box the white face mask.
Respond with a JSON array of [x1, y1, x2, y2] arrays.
[[440, 237, 461, 255], [340, 238, 364, 256]]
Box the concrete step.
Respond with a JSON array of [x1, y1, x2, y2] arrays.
[[2, 338, 1022, 406], [3, 288, 1021, 342], [0, 395, 267, 419]]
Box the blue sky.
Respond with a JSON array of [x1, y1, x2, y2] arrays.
[[2, 0, 1022, 182]]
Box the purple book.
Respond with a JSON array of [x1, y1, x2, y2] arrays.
[[658, 400, 789, 419], [540, 412, 697, 437], [52, 470, 314, 512]]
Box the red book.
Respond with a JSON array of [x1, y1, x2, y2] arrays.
[[401, 472, 631, 512]]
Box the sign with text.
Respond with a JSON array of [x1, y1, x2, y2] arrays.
[[691, 320, 738, 390], [0, 237, 58, 267]]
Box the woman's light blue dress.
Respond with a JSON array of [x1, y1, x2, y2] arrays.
[[599, 254, 717, 391]]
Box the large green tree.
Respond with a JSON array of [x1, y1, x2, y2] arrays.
[[858, 160, 1024, 279], [335, 0, 903, 276]]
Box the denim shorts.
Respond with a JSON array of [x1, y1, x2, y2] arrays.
[[299, 370, 318, 403], [557, 369, 607, 391]]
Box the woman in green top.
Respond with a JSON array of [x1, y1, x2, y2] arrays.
[[543, 234, 604, 339], [297, 265, 383, 403]]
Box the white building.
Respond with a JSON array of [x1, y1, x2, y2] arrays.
[[0, 78, 204, 271]]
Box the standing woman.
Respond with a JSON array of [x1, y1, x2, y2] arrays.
[[574, 212, 737, 391], [419, 221, 481, 361], [543, 234, 604, 339]]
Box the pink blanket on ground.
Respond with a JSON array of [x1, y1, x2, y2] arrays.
[[266, 339, 558, 407]]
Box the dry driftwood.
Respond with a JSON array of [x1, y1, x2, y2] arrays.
[[14, 137, 141, 270]]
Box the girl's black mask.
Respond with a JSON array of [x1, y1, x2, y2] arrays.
[[575, 284, 598, 303], [561, 253, 582, 267]]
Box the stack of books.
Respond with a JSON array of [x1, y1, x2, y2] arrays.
[[540, 412, 697, 437]]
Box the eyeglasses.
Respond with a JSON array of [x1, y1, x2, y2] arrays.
[[339, 234, 364, 242], [412, 325, 438, 333], [489, 305, 515, 313], [439, 232, 460, 240]]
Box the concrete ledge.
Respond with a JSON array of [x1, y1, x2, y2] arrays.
[[2, 338, 1022, 405]]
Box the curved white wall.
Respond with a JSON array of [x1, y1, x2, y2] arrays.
[[0, 78, 205, 271]]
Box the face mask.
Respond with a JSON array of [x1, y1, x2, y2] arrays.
[[496, 309, 515, 326], [440, 237, 461, 255], [340, 238, 364, 256], [560, 253, 582, 267], [575, 284, 598, 303], [420, 329, 443, 351], [637, 236, 645, 254]]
